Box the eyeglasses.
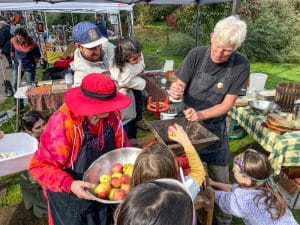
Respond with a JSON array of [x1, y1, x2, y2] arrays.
[[211, 37, 234, 54]]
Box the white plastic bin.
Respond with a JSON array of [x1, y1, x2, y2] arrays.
[[0, 132, 38, 176], [248, 73, 268, 92]]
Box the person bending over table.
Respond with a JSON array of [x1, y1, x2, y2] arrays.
[[29, 73, 131, 225], [169, 15, 250, 225]]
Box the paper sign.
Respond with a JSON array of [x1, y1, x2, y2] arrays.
[[163, 60, 174, 72]]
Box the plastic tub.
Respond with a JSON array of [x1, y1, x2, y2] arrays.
[[0, 132, 38, 176], [248, 73, 268, 92]]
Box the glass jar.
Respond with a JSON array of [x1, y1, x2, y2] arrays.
[[293, 99, 300, 120]]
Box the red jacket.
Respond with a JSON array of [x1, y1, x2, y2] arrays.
[[29, 103, 130, 193]]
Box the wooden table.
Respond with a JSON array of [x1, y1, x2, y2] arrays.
[[229, 106, 300, 174], [27, 82, 68, 111]]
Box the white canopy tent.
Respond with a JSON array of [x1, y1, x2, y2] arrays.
[[0, 2, 134, 37], [0, 2, 133, 13], [0, 0, 230, 3]]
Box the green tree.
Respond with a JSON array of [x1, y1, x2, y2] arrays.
[[240, 0, 300, 63], [175, 3, 231, 46]]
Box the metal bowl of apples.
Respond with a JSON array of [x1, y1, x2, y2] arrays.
[[83, 147, 142, 204]]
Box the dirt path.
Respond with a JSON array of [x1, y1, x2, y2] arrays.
[[0, 203, 47, 225]]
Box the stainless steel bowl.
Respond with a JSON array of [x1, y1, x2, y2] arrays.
[[249, 100, 280, 115], [83, 147, 142, 204], [255, 90, 276, 101]]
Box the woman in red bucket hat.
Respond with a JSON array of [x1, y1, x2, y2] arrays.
[[29, 73, 131, 225]]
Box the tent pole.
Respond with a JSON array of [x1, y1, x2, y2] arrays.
[[195, 4, 201, 47], [71, 12, 74, 26], [118, 13, 122, 37], [232, 0, 240, 15], [129, 11, 134, 37], [24, 11, 29, 31], [44, 11, 48, 32]]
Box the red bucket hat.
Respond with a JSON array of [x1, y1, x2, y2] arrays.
[[64, 73, 131, 115]]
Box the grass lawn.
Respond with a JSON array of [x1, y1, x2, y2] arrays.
[[1, 24, 300, 225]]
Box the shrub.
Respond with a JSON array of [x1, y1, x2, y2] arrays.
[[175, 3, 231, 45], [240, 0, 300, 63], [163, 32, 196, 57]]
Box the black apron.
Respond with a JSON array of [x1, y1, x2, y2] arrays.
[[184, 47, 235, 166], [47, 120, 116, 225]]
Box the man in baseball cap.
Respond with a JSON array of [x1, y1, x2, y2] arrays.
[[70, 21, 115, 86]]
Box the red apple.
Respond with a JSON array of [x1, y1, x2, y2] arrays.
[[94, 183, 111, 199], [123, 163, 134, 177], [167, 125, 176, 137], [100, 173, 111, 184], [120, 174, 131, 185], [121, 184, 131, 194], [111, 163, 123, 174], [112, 189, 126, 201], [110, 177, 121, 188], [111, 172, 123, 179]]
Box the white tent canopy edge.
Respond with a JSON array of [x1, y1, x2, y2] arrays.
[[0, 0, 231, 4]]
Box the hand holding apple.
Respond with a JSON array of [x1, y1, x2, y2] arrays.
[[168, 123, 192, 147]]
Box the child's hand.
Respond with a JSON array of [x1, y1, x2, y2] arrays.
[[167, 123, 192, 147]]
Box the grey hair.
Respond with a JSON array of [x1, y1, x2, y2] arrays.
[[0, 21, 8, 29], [213, 15, 247, 51]]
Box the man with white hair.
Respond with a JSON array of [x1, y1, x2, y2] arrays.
[[170, 15, 249, 225], [70, 21, 115, 86]]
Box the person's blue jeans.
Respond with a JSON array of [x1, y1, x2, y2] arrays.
[[132, 89, 143, 122], [12, 68, 36, 108]]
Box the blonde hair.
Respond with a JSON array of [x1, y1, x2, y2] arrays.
[[213, 15, 247, 51], [131, 143, 177, 188]]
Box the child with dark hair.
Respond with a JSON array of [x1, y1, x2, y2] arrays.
[[21, 110, 45, 139], [131, 123, 206, 201], [110, 37, 148, 144], [20, 111, 47, 218], [210, 149, 298, 225], [114, 178, 195, 225]]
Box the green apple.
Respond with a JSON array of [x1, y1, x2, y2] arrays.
[[100, 173, 112, 184]]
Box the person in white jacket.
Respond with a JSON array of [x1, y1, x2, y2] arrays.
[[70, 21, 115, 86], [110, 37, 148, 144]]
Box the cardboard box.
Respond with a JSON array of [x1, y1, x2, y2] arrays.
[[276, 170, 300, 209]]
